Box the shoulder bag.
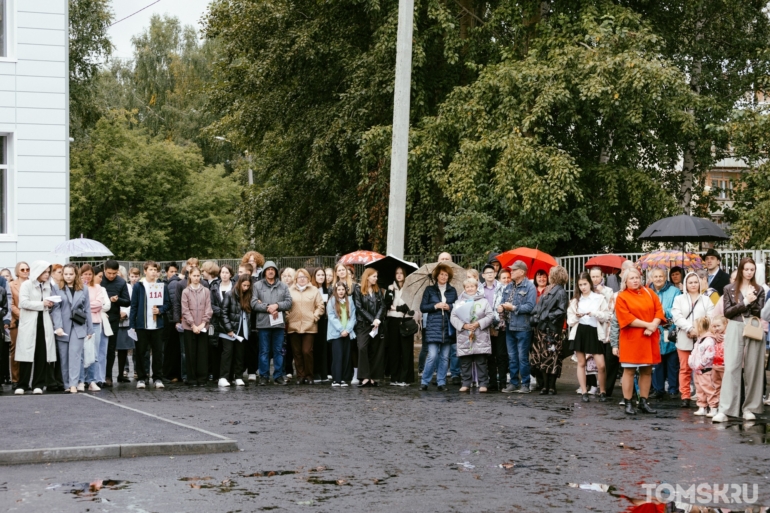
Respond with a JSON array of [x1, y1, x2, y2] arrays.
[[72, 303, 88, 325]]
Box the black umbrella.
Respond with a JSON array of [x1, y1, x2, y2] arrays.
[[638, 215, 729, 242], [364, 255, 419, 288]]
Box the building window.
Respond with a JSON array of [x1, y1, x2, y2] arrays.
[[0, 136, 7, 233]]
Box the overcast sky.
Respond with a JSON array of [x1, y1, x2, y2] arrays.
[[108, 0, 213, 61]]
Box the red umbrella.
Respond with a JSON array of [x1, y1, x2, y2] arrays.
[[496, 247, 557, 279], [338, 250, 385, 266], [584, 254, 628, 274]]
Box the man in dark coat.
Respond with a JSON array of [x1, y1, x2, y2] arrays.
[[703, 249, 730, 296], [103, 260, 131, 386]]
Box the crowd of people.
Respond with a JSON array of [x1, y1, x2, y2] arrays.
[[1, 249, 768, 421]]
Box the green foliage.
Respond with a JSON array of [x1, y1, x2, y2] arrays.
[[70, 112, 246, 260], [722, 107, 770, 248], [69, 0, 113, 135]]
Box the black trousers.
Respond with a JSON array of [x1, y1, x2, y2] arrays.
[[162, 321, 181, 380], [136, 329, 164, 382], [18, 313, 55, 390], [1, 332, 9, 383], [603, 342, 620, 397], [246, 330, 259, 374], [184, 330, 209, 385], [487, 330, 509, 389], [208, 335, 221, 380], [220, 337, 245, 380], [385, 317, 415, 383], [330, 336, 350, 383], [105, 320, 119, 381], [356, 325, 385, 381], [313, 317, 328, 380]]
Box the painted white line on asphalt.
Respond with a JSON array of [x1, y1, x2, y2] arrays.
[[81, 393, 233, 441]]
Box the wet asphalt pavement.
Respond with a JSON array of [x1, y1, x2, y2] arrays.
[[2, 363, 769, 512]]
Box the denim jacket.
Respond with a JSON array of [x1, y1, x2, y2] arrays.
[[501, 278, 537, 332], [327, 296, 357, 340]]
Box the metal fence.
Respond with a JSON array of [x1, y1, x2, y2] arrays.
[[67, 250, 770, 297]]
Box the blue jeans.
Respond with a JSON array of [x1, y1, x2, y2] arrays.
[[652, 350, 679, 394], [259, 328, 284, 379], [83, 323, 102, 384], [421, 343, 450, 386], [96, 330, 109, 383], [506, 329, 532, 388], [449, 343, 460, 378]]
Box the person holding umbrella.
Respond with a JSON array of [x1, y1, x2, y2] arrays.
[[529, 266, 569, 395], [352, 268, 386, 387], [499, 261, 537, 394], [419, 263, 458, 391], [384, 266, 415, 386]]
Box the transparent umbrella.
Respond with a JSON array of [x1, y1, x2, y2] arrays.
[[52, 236, 113, 258]]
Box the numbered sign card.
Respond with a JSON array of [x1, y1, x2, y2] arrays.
[[146, 282, 165, 306]]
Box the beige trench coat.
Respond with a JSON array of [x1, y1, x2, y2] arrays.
[[15, 260, 56, 363]]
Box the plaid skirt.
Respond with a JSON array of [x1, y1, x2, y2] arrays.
[[530, 328, 566, 378]]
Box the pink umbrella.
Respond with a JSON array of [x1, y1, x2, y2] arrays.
[[338, 250, 385, 266]]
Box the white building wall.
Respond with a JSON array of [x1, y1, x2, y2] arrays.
[[0, 0, 68, 268]]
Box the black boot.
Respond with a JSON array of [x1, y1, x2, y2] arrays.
[[639, 397, 657, 414], [624, 398, 637, 415]]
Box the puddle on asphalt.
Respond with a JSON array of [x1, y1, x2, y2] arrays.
[[46, 479, 130, 501], [240, 470, 298, 477]]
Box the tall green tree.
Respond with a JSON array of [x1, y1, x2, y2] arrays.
[[69, 0, 113, 135], [70, 112, 246, 260]]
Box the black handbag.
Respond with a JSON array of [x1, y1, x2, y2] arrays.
[[72, 305, 88, 325], [400, 316, 419, 337]]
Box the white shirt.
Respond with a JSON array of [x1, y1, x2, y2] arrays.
[[578, 292, 604, 327], [219, 281, 232, 300], [438, 284, 447, 303], [143, 281, 157, 330]]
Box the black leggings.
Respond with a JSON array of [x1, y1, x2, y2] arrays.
[[117, 350, 129, 378], [330, 336, 350, 383]]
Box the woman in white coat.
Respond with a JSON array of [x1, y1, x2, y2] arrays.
[[14, 260, 56, 394], [671, 271, 715, 408]]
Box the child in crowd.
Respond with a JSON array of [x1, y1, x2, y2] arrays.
[[705, 315, 726, 418], [450, 278, 494, 393], [689, 316, 716, 416]]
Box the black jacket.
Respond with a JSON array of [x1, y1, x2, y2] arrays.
[[708, 269, 731, 297], [352, 284, 385, 329], [209, 278, 229, 334], [166, 275, 182, 322], [102, 275, 131, 324], [723, 283, 766, 321], [222, 289, 250, 336], [530, 284, 568, 333]]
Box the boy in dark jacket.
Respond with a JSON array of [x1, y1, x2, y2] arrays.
[[102, 260, 131, 386], [129, 261, 171, 389]]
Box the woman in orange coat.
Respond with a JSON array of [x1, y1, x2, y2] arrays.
[[615, 268, 666, 415]]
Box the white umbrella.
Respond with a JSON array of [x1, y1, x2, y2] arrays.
[[52, 236, 113, 257]]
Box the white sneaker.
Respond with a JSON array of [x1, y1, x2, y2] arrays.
[[32, 388, 43, 395], [286, 373, 293, 379], [218, 378, 230, 387], [332, 382, 340, 387], [136, 380, 146, 389], [327, 375, 333, 380], [88, 382, 100, 391], [248, 374, 257, 381], [390, 382, 398, 386], [743, 410, 756, 421], [694, 407, 708, 416], [711, 412, 728, 423], [235, 379, 245, 386], [14, 388, 23, 395], [76, 383, 85, 392], [351, 378, 359, 385], [706, 410, 717, 418], [155, 381, 164, 389], [340, 382, 348, 387], [764, 397, 770, 406], [576, 387, 582, 394], [587, 386, 598, 396]]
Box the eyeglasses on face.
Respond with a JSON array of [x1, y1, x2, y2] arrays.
[[20, 268, 29, 272]]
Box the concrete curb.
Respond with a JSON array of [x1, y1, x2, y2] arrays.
[[0, 440, 238, 465]]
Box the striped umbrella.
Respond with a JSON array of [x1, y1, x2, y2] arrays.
[[636, 250, 703, 270], [338, 250, 385, 266]]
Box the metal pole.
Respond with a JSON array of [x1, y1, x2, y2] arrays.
[[386, 0, 415, 259]]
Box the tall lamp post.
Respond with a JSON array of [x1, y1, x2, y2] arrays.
[[385, 0, 415, 259]]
